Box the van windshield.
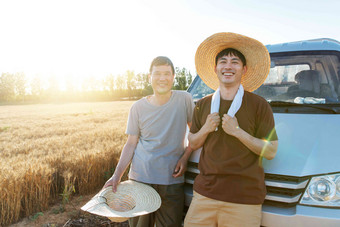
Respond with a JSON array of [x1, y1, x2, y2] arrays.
[[189, 53, 340, 105], [254, 53, 340, 104]]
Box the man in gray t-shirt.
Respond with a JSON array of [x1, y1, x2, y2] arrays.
[[104, 56, 194, 227]]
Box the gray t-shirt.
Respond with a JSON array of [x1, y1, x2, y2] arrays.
[[126, 90, 194, 185]]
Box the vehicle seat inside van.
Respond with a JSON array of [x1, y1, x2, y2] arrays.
[[287, 70, 321, 97]]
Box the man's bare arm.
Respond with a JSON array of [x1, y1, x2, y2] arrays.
[[173, 122, 193, 178], [234, 130, 278, 160], [103, 135, 139, 192], [222, 114, 278, 160]]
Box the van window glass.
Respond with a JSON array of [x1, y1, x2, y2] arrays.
[[189, 54, 340, 104], [265, 65, 310, 84], [254, 54, 340, 104]]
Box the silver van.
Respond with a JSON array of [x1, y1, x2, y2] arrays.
[[185, 38, 340, 226]]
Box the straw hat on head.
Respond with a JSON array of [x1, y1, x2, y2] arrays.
[[81, 180, 161, 222], [195, 32, 271, 92]]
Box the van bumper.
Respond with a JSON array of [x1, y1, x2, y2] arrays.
[[262, 204, 340, 227]]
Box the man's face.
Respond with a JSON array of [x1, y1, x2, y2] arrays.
[[214, 54, 247, 87], [150, 65, 174, 95]]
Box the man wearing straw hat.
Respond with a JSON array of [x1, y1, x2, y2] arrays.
[[104, 56, 194, 227], [184, 33, 278, 226]]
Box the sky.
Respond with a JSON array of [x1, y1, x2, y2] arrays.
[[0, 0, 339, 86]]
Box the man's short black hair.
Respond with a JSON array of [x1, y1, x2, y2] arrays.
[[149, 56, 175, 74], [215, 48, 246, 66]]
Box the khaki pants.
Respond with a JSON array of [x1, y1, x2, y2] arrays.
[[184, 191, 261, 227], [129, 183, 184, 227]]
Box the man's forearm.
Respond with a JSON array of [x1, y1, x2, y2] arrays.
[[234, 128, 278, 160], [188, 129, 210, 151], [182, 145, 193, 160], [113, 142, 136, 179]]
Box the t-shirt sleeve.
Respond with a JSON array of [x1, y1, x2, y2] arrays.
[[185, 92, 195, 123], [255, 100, 278, 141], [125, 103, 140, 136], [190, 100, 203, 134]]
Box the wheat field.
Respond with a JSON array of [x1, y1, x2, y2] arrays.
[[0, 101, 134, 226]]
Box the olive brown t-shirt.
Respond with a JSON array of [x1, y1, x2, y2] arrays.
[[190, 91, 278, 204]]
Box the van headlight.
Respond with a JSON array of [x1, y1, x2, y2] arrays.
[[300, 173, 340, 207]]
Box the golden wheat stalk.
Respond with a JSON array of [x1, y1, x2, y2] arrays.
[[0, 101, 132, 226]]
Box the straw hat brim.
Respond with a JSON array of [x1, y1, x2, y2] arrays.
[[81, 180, 161, 222], [195, 32, 271, 92]]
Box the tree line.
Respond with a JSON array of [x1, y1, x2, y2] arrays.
[[0, 67, 193, 103]]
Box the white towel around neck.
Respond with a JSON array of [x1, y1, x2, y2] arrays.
[[210, 84, 244, 130]]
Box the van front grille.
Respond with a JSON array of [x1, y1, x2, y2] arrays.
[[184, 162, 310, 207], [263, 174, 309, 207]]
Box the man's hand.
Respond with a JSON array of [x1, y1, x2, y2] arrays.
[[173, 155, 188, 178], [103, 174, 121, 193], [202, 112, 221, 133], [188, 114, 220, 150], [102, 135, 138, 193], [222, 114, 240, 137], [173, 146, 192, 178]]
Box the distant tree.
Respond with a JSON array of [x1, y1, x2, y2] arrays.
[[65, 75, 75, 93], [136, 73, 152, 96], [0, 66, 195, 103], [92, 77, 103, 91], [186, 70, 193, 87], [31, 75, 43, 97], [126, 70, 136, 98], [174, 67, 192, 90], [14, 72, 27, 101], [115, 74, 125, 91], [135, 73, 144, 90], [0, 73, 16, 101], [81, 76, 102, 92], [105, 74, 115, 95], [81, 77, 91, 92], [47, 75, 59, 98]]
